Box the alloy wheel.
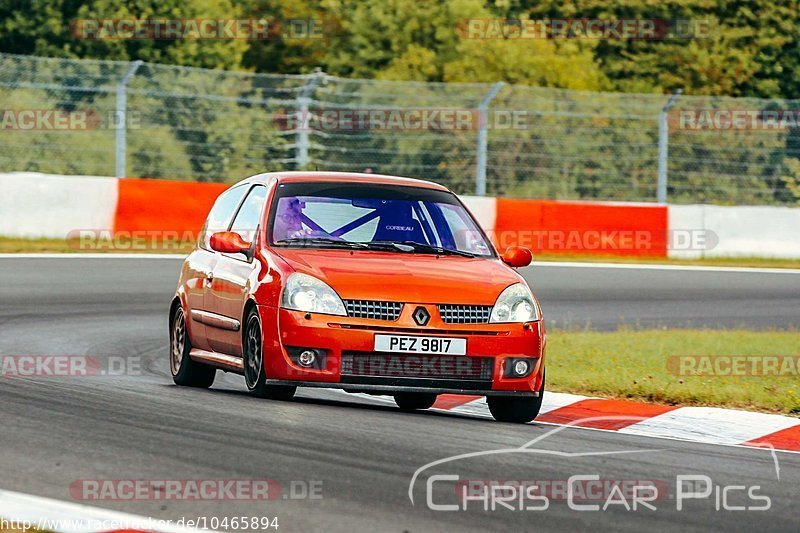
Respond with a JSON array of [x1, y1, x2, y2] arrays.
[[244, 314, 263, 389], [170, 309, 186, 376]]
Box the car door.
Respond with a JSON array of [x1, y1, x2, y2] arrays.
[[205, 184, 269, 356], [185, 185, 249, 351]]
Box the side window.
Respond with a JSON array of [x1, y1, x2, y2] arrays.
[[199, 186, 248, 250], [230, 185, 268, 243], [439, 203, 491, 256]]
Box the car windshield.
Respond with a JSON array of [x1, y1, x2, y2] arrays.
[[270, 182, 494, 257]]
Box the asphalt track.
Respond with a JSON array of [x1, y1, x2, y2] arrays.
[[1, 256, 799, 532]]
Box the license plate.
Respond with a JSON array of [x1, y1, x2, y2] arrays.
[[374, 334, 466, 355]]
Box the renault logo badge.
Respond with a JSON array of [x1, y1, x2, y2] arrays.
[[412, 306, 430, 326]]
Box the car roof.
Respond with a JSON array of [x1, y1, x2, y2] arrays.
[[236, 171, 451, 192]]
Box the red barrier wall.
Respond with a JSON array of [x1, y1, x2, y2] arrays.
[[113, 178, 667, 258], [494, 199, 668, 257], [114, 178, 228, 233]]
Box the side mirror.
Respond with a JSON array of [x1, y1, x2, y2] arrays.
[[209, 231, 251, 255], [501, 246, 532, 268]]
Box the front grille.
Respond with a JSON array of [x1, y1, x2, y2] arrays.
[[438, 304, 493, 324], [344, 300, 403, 321], [329, 324, 505, 336], [341, 352, 493, 381]]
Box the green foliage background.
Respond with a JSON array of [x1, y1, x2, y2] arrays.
[[5, 0, 800, 98], [1, 0, 800, 204]]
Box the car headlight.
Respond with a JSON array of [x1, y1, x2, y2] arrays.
[[490, 283, 541, 323], [281, 273, 347, 316]]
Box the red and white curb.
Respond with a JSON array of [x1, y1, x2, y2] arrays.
[[340, 390, 800, 453], [0, 489, 207, 533]]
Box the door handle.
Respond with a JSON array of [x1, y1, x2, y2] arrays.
[[204, 272, 214, 286]]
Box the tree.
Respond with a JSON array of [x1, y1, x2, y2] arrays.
[[0, 0, 248, 70]]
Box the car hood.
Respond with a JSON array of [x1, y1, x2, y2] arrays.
[[273, 248, 522, 304]]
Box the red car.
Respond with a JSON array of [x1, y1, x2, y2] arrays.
[[170, 172, 546, 422]]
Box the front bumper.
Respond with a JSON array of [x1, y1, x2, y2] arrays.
[[260, 304, 546, 396]]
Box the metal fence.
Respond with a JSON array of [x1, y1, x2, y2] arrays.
[[1, 52, 799, 205]]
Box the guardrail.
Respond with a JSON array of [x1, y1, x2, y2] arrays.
[[2, 53, 800, 206], [2, 172, 799, 258]]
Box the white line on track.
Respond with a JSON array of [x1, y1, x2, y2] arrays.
[[1, 254, 799, 274], [0, 488, 206, 533], [618, 407, 800, 446]]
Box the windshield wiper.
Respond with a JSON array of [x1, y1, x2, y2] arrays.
[[276, 238, 477, 257], [367, 240, 477, 258], [275, 237, 369, 249]]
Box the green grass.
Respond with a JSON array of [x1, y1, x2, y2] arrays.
[[0, 236, 194, 254], [548, 328, 800, 415]]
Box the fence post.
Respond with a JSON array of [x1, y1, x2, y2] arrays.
[[115, 60, 143, 179], [296, 69, 324, 169], [475, 82, 504, 196], [657, 89, 682, 204]]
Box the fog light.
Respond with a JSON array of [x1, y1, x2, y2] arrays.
[[298, 350, 316, 367], [513, 359, 530, 376]]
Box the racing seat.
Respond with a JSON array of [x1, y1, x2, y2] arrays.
[[372, 205, 427, 243]]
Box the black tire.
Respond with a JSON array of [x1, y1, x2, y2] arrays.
[[394, 393, 437, 411], [243, 308, 296, 401], [488, 371, 545, 423], [170, 306, 216, 388]]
